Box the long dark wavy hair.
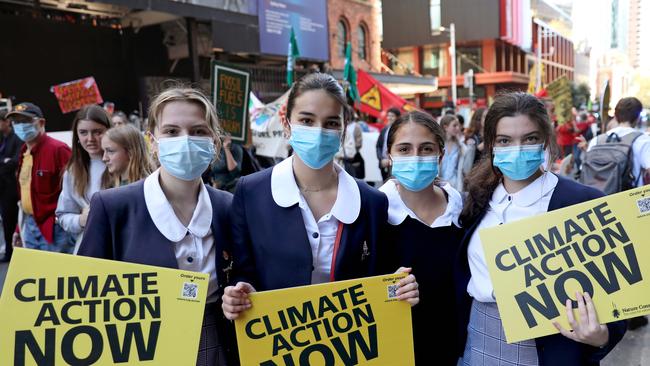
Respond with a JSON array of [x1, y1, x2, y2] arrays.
[[459, 92, 558, 226]]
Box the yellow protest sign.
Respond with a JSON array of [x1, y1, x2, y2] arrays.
[[0, 248, 209, 365], [479, 186, 650, 343], [235, 274, 414, 366]]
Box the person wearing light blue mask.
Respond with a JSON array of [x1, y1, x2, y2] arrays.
[[78, 87, 236, 366], [457, 92, 626, 366], [223, 73, 420, 329], [378, 111, 465, 365]]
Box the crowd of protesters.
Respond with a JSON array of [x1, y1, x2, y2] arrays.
[[0, 73, 648, 365]]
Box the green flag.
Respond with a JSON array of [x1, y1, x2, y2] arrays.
[[287, 27, 300, 85], [343, 42, 360, 102]]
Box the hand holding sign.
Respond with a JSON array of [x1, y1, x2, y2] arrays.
[[553, 291, 609, 347], [222, 281, 256, 320], [395, 267, 420, 306]]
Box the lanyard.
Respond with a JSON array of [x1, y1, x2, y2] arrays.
[[329, 221, 344, 282]]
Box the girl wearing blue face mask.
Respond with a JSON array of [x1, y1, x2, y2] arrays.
[[456, 92, 626, 366], [378, 111, 464, 365], [78, 87, 235, 366], [222, 73, 419, 322]]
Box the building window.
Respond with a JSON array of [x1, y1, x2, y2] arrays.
[[457, 47, 482, 75], [422, 45, 442, 76], [429, 0, 441, 32], [337, 19, 348, 57], [357, 24, 368, 60]]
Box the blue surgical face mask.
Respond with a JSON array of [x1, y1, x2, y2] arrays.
[[156, 135, 215, 181], [493, 144, 545, 180], [288, 124, 341, 169], [391, 155, 439, 192], [13, 122, 40, 142]]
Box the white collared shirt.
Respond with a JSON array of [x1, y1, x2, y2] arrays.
[[379, 179, 462, 228], [144, 169, 218, 303], [467, 172, 558, 302], [271, 156, 361, 284]]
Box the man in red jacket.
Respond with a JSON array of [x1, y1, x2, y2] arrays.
[[7, 102, 73, 252]]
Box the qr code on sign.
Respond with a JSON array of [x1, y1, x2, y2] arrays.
[[182, 282, 198, 299], [637, 197, 650, 214], [387, 284, 399, 299]]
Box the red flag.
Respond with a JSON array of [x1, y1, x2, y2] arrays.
[[357, 69, 419, 121]]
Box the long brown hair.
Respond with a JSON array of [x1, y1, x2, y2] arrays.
[[440, 114, 460, 144], [103, 125, 153, 187], [464, 107, 486, 140], [67, 104, 112, 197], [460, 92, 558, 226]]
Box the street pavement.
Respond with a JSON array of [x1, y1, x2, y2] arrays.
[[0, 260, 648, 364]]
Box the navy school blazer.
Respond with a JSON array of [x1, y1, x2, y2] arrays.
[[77, 180, 234, 297], [454, 175, 627, 366], [230, 167, 394, 291]]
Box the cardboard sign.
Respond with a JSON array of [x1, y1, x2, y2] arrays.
[[479, 186, 650, 343], [0, 248, 209, 365], [235, 274, 415, 365], [51, 77, 103, 114], [211, 62, 250, 144]]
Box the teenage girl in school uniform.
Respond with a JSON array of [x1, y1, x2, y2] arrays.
[[221, 73, 419, 321], [456, 92, 626, 366], [78, 87, 234, 366], [379, 111, 464, 365]]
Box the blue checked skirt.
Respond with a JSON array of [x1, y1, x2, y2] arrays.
[[461, 300, 539, 366], [196, 304, 227, 366]]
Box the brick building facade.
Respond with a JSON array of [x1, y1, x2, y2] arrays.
[[327, 0, 381, 72]]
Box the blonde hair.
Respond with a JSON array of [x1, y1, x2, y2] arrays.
[[103, 125, 153, 187], [147, 86, 222, 154]]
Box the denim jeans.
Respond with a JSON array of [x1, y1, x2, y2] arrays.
[[21, 214, 75, 253]]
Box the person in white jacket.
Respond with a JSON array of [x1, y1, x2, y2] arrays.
[[56, 105, 111, 243]]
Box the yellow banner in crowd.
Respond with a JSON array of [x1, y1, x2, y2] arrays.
[[0, 248, 209, 365], [480, 186, 650, 343], [235, 274, 415, 366]]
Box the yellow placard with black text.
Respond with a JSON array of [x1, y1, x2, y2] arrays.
[[479, 185, 650, 343], [0, 248, 209, 365], [234, 274, 415, 366]]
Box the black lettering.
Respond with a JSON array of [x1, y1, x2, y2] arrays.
[[352, 304, 375, 327], [69, 276, 98, 299], [524, 263, 546, 287], [141, 272, 158, 295], [584, 243, 642, 294], [289, 326, 310, 347], [349, 284, 367, 306], [564, 219, 588, 243], [582, 234, 607, 257], [532, 227, 566, 256], [515, 284, 560, 328], [106, 321, 160, 362], [593, 202, 616, 227], [139, 296, 161, 320], [114, 298, 137, 321], [317, 296, 338, 318], [576, 208, 597, 232], [287, 302, 316, 327], [540, 252, 562, 276], [100, 275, 125, 297], [61, 326, 102, 365], [332, 312, 353, 333], [34, 303, 60, 327], [271, 334, 293, 357], [14, 329, 55, 366], [15, 279, 36, 302], [61, 301, 82, 324], [38, 278, 55, 301], [554, 270, 594, 308], [299, 343, 335, 366], [602, 222, 630, 249], [331, 324, 379, 364], [496, 249, 516, 271], [245, 318, 265, 339]]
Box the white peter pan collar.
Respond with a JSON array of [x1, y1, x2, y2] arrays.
[[491, 171, 558, 208], [380, 179, 463, 228], [144, 169, 213, 242], [271, 156, 361, 224]]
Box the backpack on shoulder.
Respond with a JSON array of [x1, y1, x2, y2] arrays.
[[579, 131, 643, 194]]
